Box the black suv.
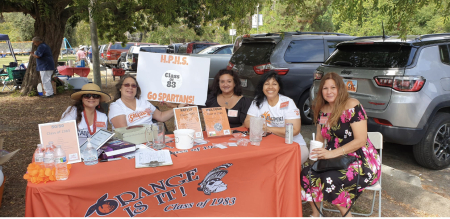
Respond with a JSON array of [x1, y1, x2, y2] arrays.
[[228, 32, 356, 124]]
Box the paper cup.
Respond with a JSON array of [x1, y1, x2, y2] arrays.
[[309, 140, 324, 161]]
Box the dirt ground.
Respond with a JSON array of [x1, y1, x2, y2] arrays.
[[0, 73, 435, 217]]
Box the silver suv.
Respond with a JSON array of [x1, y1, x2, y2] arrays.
[[311, 34, 450, 170], [228, 32, 356, 124]]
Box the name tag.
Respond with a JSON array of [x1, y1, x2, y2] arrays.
[[280, 101, 289, 109], [319, 116, 328, 125], [96, 121, 106, 128], [228, 110, 238, 117]]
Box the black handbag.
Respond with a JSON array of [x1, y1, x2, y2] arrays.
[[311, 155, 357, 172]]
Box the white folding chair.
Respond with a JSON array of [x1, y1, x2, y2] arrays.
[[320, 132, 383, 217]]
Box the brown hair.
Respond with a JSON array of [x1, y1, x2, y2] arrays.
[[113, 74, 141, 101], [210, 69, 242, 96], [312, 72, 349, 127]]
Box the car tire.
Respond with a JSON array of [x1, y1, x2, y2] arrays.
[[413, 112, 450, 170], [298, 92, 313, 125]]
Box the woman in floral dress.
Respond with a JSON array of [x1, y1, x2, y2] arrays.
[[300, 72, 381, 217]]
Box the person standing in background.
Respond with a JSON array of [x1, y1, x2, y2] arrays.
[[31, 36, 55, 98], [76, 46, 87, 66]]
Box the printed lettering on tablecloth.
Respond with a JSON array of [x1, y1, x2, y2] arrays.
[[85, 163, 236, 217]]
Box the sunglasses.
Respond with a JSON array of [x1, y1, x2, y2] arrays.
[[82, 94, 101, 99], [123, 83, 137, 88]]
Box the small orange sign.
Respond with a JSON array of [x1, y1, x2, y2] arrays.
[[280, 101, 289, 109]]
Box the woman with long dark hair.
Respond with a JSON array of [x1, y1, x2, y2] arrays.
[[243, 71, 309, 163], [60, 83, 111, 145], [205, 69, 252, 128], [301, 72, 381, 217]]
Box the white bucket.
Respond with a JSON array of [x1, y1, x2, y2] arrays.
[[173, 129, 195, 149], [37, 83, 43, 96]]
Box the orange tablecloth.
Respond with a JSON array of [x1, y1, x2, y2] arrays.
[[25, 133, 302, 217], [57, 66, 90, 77]]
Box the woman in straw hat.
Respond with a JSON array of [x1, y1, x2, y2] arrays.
[[60, 83, 111, 145]]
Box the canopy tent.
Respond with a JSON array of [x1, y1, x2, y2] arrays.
[[0, 34, 17, 63]]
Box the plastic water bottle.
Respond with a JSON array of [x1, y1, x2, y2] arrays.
[[43, 144, 55, 169], [54, 145, 69, 181], [83, 138, 98, 166], [34, 144, 45, 167]]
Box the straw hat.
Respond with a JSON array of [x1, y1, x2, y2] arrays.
[[70, 83, 111, 102]]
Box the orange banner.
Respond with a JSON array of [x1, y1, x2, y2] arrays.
[[25, 131, 302, 217]]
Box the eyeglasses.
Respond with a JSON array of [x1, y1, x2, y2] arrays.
[[82, 94, 101, 99], [123, 83, 137, 88]]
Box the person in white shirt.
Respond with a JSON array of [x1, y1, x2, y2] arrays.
[[109, 74, 186, 129], [60, 83, 111, 145], [244, 71, 309, 164]]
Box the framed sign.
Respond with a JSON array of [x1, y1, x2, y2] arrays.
[[136, 52, 210, 105], [173, 106, 203, 139], [38, 120, 81, 164], [201, 107, 231, 137]]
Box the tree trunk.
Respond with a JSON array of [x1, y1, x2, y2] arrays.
[[21, 8, 68, 95], [89, 0, 102, 88]]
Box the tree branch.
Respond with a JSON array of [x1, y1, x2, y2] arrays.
[[0, 0, 35, 16]]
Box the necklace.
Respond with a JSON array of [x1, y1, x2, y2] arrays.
[[83, 110, 97, 135], [222, 94, 234, 106]]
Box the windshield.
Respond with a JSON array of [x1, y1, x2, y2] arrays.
[[230, 43, 275, 65], [325, 44, 415, 68], [140, 47, 167, 53], [198, 46, 218, 54]]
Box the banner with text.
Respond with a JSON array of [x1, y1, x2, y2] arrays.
[[136, 52, 210, 105]]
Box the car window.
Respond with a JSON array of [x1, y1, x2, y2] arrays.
[[326, 44, 415, 68], [140, 47, 168, 53], [111, 43, 134, 50], [193, 44, 213, 54], [216, 47, 232, 54], [178, 45, 187, 53], [230, 43, 276, 65], [198, 46, 218, 54], [327, 41, 342, 57], [439, 44, 450, 65], [284, 40, 324, 63]]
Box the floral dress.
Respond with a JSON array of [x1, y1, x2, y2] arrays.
[[300, 104, 381, 208]]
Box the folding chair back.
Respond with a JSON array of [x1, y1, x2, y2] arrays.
[[1, 67, 15, 91]]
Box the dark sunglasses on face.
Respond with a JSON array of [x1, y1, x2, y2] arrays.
[[123, 83, 137, 88], [83, 94, 101, 99]]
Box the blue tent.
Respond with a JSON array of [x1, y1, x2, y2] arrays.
[[0, 34, 17, 63]]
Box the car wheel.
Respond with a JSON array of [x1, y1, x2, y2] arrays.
[[298, 92, 313, 125], [413, 112, 450, 170]]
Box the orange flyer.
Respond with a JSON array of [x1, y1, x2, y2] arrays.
[[201, 107, 231, 137], [173, 106, 204, 139], [38, 120, 81, 164]]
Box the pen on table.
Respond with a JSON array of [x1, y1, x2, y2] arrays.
[[100, 157, 122, 162], [170, 151, 178, 157]]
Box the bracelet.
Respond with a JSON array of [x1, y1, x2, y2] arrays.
[[341, 147, 346, 155]]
